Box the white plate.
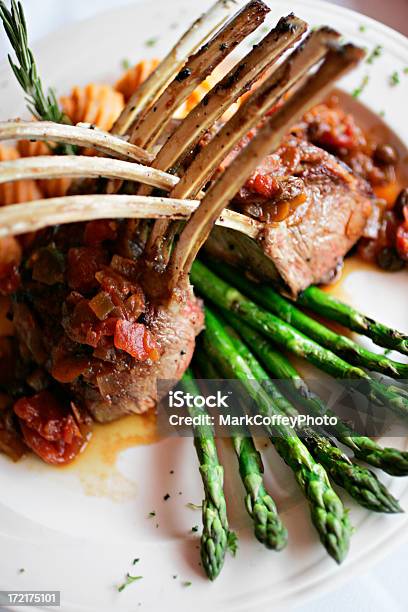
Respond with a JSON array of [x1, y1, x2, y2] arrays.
[[0, 1, 408, 611]]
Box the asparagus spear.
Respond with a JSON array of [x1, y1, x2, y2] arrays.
[[225, 312, 408, 477], [209, 261, 408, 378], [181, 370, 232, 580], [194, 352, 288, 550], [220, 316, 402, 513], [202, 307, 352, 563], [190, 261, 408, 419], [300, 429, 402, 513], [299, 285, 408, 357]]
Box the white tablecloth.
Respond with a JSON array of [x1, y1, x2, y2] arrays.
[[1, 1, 407, 610]]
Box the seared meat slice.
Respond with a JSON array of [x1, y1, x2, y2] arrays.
[[205, 138, 372, 295], [72, 293, 203, 422], [11, 222, 204, 423]]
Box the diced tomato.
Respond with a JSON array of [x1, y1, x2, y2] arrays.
[[302, 104, 364, 152], [63, 298, 119, 349], [374, 182, 401, 208], [14, 391, 87, 465], [396, 223, 408, 262], [124, 291, 145, 321], [84, 220, 118, 246], [51, 353, 90, 383], [19, 422, 85, 465], [246, 173, 281, 199], [143, 327, 161, 361], [67, 247, 108, 293], [316, 121, 356, 151], [114, 320, 159, 361], [98, 316, 118, 337], [95, 267, 137, 302], [63, 299, 100, 347]]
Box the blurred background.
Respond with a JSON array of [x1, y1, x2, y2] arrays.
[[0, 0, 407, 58]]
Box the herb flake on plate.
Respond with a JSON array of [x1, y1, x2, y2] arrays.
[[390, 71, 400, 86], [366, 45, 382, 65], [118, 574, 143, 593], [145, 37, 158, 47], [352, 75, 369, 98]]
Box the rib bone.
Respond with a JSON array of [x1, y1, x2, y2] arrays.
[[130, 0, 270, 150], [169, 44, 365, 285], [0, 121, 153, 163], [144, 14, 308, 187], [146, 24, 330, 253], [172, 27, 340, 200], [112, 0, 238, 136], [0, 155, 178, 191], [0, 194, 260, 238]]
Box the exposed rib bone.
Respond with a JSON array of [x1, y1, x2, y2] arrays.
[[144, 14, 308, 187], [145, 20, 320, 253], [172, 27, 340, 199], [169, 44, 364, 285], [112, 0, 238, 136], [0, 194, 260, 238], [130, 0, 270, 150], [0, 156, 178, 191], [0, 121, 153, 163]]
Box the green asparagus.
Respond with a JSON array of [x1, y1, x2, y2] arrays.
[[194, 352, 288, 550], [181, 370, 231, 580], [225, 313, 408, 477], [190, 261, 408, 419], [299, 285, 408, 356], [209, 261, 408, 378], [301, 429, 402, 513], [219, 315, 402, 513], [202, 307, 352, 563]]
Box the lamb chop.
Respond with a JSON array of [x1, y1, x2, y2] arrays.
[[0, 26, 369, 298], [204, 137, 373, 295], [0, 1, 364, 464]]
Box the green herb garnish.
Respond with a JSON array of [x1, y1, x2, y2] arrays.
[[390, 71, 400, 86], [191, 525, 199, 532], [182, 581, 192, 587], [145, 37, 158, 47], [148, 511, 156, 518], [121, 58, 131, 70], [404, 67, 408, 75], [118, 574, 143, 593], [132, 558, 140, 565], [0, 0, 67, 124], [352, 75, 369, 98], [358, 24, 366, 33], [366, 45, 382, 65]]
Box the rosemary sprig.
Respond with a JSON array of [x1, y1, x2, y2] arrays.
[[0, 0, 68, 124]]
